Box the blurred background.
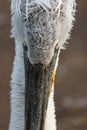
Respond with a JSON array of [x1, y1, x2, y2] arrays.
[[0, 0, 87, 130]]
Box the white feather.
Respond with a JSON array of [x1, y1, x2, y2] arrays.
[[9, 0, 76, 130], [9, 41, 25, 130]]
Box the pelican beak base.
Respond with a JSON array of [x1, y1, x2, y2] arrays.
[[23, 45, 58, 130]]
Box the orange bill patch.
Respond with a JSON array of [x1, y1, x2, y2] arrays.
[[49, 69, 56, 95]]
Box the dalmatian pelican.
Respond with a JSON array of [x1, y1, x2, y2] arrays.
[[9, 0, 76, 130]]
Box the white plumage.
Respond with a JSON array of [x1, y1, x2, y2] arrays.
[[9, 0, 76, 130]]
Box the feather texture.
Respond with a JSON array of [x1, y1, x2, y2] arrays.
[[9, 0, 76, 130]]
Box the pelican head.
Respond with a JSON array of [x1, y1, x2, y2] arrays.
[[10, 0, 76, 130], [22, 1, 60, 130]]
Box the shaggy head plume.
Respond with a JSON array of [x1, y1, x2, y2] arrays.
[[11, 0, 76, 64]]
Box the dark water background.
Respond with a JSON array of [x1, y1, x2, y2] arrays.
[[0, 1, 87, 130]]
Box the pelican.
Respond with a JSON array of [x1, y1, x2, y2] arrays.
[[9, 0, 76, 130]]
